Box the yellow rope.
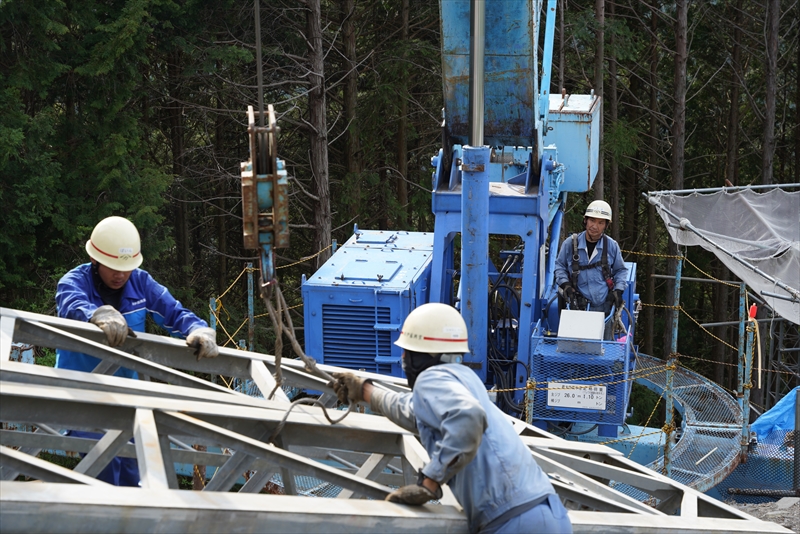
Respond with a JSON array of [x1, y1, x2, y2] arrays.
[[678, 306, 739, 351], [627, 390, 664, 459], [210, 307, 241, 349], [600, 429, 663, 446], [639, 302, 680, 310], [215, 266, 255, 302], [193, 463, 206, 489], [621, 249, 683, 260], [277, 244, 332, 270], [493, 364, 667, 393], [218, 375, 234, 389], [683, 256, 739, 288]]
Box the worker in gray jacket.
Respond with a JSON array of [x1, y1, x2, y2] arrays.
[[554, 200, 628, 314], [332, 303, 572, 534]]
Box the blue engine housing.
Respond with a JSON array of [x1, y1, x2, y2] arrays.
[[301, 227, 433, 376]]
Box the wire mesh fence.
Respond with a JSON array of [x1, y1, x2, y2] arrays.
[[711, 429, 797, 504], [636, 354, 743, 493]]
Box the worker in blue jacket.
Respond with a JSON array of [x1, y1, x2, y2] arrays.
[[332, 303, 572, 534], [55, 216, 219, 486], [554, 200, 628, 315]]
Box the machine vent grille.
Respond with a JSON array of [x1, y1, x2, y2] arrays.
[[322, 304, 392, 373]]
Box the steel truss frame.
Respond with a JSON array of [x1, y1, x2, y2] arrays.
[[0, 308, 790, 533]]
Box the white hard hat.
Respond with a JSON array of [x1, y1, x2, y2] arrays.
[[85, 216, 143, 271], [395, 303, 469, 354], [584, 200, 612, 221]]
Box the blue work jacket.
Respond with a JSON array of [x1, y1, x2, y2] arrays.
[[371, 364, 556, 533], [55, 263, 208, 378], [553, 231, 628, 309]]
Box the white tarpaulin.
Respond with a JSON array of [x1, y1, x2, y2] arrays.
[[649, 187, 800, 325]]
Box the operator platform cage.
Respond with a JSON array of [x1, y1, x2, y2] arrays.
[[528, 334, 636, 432], [301, 228, 434, 377]]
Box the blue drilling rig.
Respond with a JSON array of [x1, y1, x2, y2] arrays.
[[300, 0, 639, 437]]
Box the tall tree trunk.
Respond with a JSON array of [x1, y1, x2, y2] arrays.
[[558, 0, 565, 92], [169, 52, 190, 270], [664, 0, 688, 354], [670, 0, 688, 192], [725, 0, 744, 186], [396, 0, 410, 227], [796, 13, 800, 182], [711, 261, 729, 386], [215, 91, 227, 295], [592, 0, 605, 200], [307, 0, 332, 268], [342, 0, 361, 219], [608, 0, 619, 241], [716, 0, 743, 384], [761, 0, 779, 185], [644, 3, 660, 357]]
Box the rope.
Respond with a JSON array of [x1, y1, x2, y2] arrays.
[[679, 306, 739, 351], [639, 302, 680, 310], [627, 391, 664, 459], [259, 279, 354, 437], [683, 256, 739, 288], [193, 463, 206, 489], [215, 266, 255, 301], [211, 309, 243, 349], [621, 249, 683, 260], [600, 429, 663, 446], [493, 363, 667, 393], [661, 419, 677, 476], [277, 244, 332, 270], [218, 375, 234, 389]]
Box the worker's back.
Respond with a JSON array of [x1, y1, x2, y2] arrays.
[[413, 364, 556, 531]]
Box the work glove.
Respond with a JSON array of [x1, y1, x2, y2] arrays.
[[560, 283, 575, 301], [90, 305, 128, 347], [330, 372, 369, 405], [613, 289, 624, 310], [186, 327, 219, 360], [385, 473, 443, 505]]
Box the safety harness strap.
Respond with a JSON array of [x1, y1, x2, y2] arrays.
[[570, 234, 614, 293]]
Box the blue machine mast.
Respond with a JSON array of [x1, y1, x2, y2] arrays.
[[302, 0, 635, 428], [429, 0, 601, 401]]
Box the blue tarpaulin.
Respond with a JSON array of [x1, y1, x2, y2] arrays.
[[750, 386, 798, 439]]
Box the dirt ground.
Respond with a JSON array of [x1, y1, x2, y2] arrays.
[[727, 497, 799, 533]]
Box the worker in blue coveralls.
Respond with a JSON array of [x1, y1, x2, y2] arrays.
[[331, 303, 572, 534], [55, 216, 219, 486], [554, 200, 628, 318]]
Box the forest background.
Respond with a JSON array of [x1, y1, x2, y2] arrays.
[[1, 0, 798, 415]]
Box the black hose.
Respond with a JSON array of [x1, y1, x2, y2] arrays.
[[541, 292, 558, 331], [546, 422, 570, 436], [564, 424, 598, 436]]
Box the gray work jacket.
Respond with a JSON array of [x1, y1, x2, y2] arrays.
[[371, 364, 556, 533]]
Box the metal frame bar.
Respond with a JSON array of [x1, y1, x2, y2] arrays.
[[0, 307, 791, 534]]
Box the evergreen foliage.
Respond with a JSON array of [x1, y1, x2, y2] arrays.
[[1, 0, 797, 398]]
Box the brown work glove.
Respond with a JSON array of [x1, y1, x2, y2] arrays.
[[385, 482, 441, 505], [90, 305, 128, 347], [330, 372, 369, 405], [186, 327, 219, 360]]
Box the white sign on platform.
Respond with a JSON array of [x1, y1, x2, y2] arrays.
[[547, 382, 607, 410]]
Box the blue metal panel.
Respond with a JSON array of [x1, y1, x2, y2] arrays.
[[302, 229, 434, 377], [322, 304, 393, 372], [528, 336, 635, 432], [440, 0, 537, 147], [461, 146, 491, 382], [546, 93, 601, 192]]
